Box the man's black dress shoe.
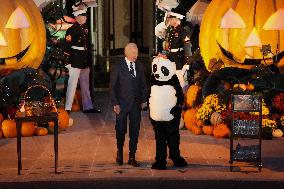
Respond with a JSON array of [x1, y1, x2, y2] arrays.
[[116, 151, 123, 165], [128, 157, 140, 167], [83, 108, 101, 113]]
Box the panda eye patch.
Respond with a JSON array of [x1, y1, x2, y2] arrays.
[[161, 66, 169, 76], [153, 64, 157, 72]]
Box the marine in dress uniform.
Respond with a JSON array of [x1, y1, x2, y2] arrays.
[[64, 4, 101, 113], [164, 9, 193, 88], [166, 23, 191, 70]]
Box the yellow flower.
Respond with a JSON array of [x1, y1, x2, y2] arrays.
[[262, 119, 276, 128], [197, 94, 227, 122], [196, 105, 213, 122]]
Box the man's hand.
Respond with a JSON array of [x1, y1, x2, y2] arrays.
[[65, 64, 71, 69], [65, 35, 72, 42], [64, 52, 70, 56], [113, 105, 121, 115], [141, 102, 147, 111]]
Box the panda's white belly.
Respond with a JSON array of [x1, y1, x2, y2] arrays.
[[149, 85, 177, 121]]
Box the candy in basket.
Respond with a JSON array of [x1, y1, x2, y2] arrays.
[[18, 84, 58, 117]]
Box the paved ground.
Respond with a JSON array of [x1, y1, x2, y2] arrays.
[[0, 92, 283, 189]]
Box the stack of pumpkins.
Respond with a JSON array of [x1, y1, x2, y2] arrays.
[[183, 84, 230, 138], [184, 109, 230, 138], [0, 108, 70, 139]]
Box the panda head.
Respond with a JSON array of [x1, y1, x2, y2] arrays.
[[152, 57, 176, 81]]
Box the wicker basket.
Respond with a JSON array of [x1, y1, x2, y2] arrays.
[[23, 84, 57, 116]]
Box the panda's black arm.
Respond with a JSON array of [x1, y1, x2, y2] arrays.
[[172, 75, 184, 105]]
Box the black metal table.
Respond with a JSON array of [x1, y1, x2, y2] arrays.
[[15, 112, 59, 175]]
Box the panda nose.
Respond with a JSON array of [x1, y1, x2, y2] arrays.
[[154, 74, 160, 78]]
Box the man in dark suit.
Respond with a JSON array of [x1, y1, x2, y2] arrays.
[[109, 43, 148, 167]]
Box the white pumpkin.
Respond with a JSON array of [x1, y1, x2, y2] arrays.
[[272, 129, 283, 138], [210, 112, 223, 126]]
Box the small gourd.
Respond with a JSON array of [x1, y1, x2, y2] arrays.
[[35, 127, 48, 136], [210, 112, 223, 126], [272, 129, 283, 138]]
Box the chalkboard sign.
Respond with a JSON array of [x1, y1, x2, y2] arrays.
[[233, 119, 259, 135], [232, 144, 259, 161], [233, 95, 260, 111], [230, 94, 262, 172]]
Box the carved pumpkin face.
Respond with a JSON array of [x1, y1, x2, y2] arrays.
[[0, 0, 46, 70], [200, 0, 284, 72]]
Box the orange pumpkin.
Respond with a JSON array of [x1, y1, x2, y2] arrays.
[[200, 0, 284, 72], [1, 119, 17, 138], [35, 127, 48, 136], [196, 120, 204, 127], [246, 83, 255, 91], [48, 109, 69, 129], [71, 103, 81, 112], [184, 108, 198, 131], [186, 84, 202, 108], [21, 122, 35, 137], [0, 0, 46, 70], [213, 123, 230, 138], [203, 125, 214, 136], [191, 126, 203, 135], [48, 121, 54, 127], [58, 109, 69, 129], [75, 89, 82, 105], [72, 90, 81, 112]]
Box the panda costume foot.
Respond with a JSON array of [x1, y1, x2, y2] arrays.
[[171, 156, 188, 167], [151, 160, 167, 170]]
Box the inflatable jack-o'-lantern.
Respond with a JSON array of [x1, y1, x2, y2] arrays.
[[0, 0, 46, 70], [200, 0, 284, 72]]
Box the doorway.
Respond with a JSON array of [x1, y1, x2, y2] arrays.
[[104, 0, 153, 56]]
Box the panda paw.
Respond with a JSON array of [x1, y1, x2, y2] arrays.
[[151, 160, 167, 170], [170, 105, 182, 117], [171, 156, 188, 167]]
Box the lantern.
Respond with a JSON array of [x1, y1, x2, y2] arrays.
[[200, 0, 284, 72], [0, 0, 46, 70]]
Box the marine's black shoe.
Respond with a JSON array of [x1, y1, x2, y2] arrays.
[[83, 108, 101, 113]]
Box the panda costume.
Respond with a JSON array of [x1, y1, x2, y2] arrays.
[[149, 56, 187, 170]]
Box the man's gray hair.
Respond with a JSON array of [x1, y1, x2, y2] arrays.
[[125, 43, 138, 56]]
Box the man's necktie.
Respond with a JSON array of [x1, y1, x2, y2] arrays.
[[130, 62, 135, 77]]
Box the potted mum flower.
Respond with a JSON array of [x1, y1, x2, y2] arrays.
[[262, 119, 277, 140]]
